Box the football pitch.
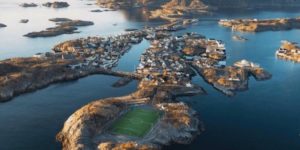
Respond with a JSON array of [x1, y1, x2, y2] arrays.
[[111, 108, 161, 137]]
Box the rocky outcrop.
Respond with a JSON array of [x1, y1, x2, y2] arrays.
[[24, 19, 94, 38], [49, 18, 73, 22], [24, 26, 78, 38], [19, 3, 38, 7], [232, 35, 248, 42], [56, 20, 94, 27], [20, 19, 29, 23], [0, 58, 97, 102], [42, 1, 69, 8], [90, 9, 103, 12], [0, 23, 7, 28]]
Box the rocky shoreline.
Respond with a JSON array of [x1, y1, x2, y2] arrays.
[[24, 19, 94, 38], [57, 80, 203, 150], [192, 59, 271, 96], [276, 41, 300, 63], [0, 57, 141, 102], [1, 31, 148, 102], [219, 17, 300, 32]]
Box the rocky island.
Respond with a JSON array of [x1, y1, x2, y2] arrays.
[[19, 3, 38, 8], [90, 9, 103, 13], [219, 17, 300, 32], [276, 41, 300, 62], [232, 35, 248, 41], [24, 19, 94, 38], [42, 1, 70, 8], [0, 23, 7, 28], [49, 18, 73, 22], [57, 79, 203, 150], [20, 19, 29, 23]]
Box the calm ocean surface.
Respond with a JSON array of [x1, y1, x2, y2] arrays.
[[0, 0, 300, 150]]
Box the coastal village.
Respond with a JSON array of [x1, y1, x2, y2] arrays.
[[2, 0, 300, 150], [48, 24, 271, 97], [48, 23, 271, 149], [0, 17, 272, 149]]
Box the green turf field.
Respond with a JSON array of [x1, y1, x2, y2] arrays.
[[111, 108, 160, 137]]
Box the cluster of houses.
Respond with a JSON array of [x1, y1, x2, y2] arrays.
[[33, 31, 145, 70], [183, 35, 227, 68], [276, 41, 300, 62], [135, 29, 228, 87], [136, 40, 191, 86], [31, 24, 231, 89]]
